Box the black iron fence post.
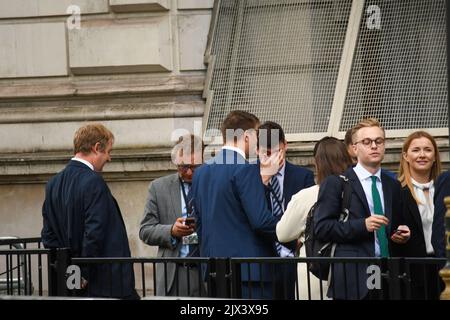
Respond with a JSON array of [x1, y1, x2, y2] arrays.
[[48, 248, 71, 297], [230, 261, 242, 298], [386, 258, 403, 300], [208, 258, 231, 298]]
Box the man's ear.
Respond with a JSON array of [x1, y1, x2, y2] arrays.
[[92, 142, 101, 154]]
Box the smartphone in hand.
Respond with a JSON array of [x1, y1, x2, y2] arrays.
[[184, 217, 196, 227]]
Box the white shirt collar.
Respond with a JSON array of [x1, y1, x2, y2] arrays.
[[353, 163, 381, 181], [71, 157, 94, 171], [277, 162, 286, 177], [222, 145, 246, 160], [411, 178, 433, 190]]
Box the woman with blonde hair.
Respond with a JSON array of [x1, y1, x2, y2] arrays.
[[397, 130, 444, 299]]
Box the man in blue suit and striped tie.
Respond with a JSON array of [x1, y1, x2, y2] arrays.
[[192, 110, 281, 299], [257, 121, 315, 299]]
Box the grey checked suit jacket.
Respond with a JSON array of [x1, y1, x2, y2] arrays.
[[139, 173, 185, 295]]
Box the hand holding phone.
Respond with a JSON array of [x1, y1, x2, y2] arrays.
[[391, 225, 410, 244], [184, 217, 196, 227]]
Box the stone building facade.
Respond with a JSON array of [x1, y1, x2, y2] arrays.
[[0, 0, 213, 263]]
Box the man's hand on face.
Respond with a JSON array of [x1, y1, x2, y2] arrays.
[[260, 150, 283, 185]]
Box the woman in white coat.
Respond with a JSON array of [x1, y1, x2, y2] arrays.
[[276, 137, 353, 300]]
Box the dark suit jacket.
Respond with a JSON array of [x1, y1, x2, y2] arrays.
[[41, 160, 136, 298], [397, 186, 444, 294], [192, 149, 279, 282], [433, 170, 450, 258], [397, 187, 429, 257], [314, 167, 402, 300], [267, 160, 314, 299]]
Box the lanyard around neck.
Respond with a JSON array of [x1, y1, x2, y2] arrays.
[[179, 177, 192, 215]]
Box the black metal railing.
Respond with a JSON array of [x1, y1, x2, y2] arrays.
[[0, 237, 46, 296], [0, 237, 446, 300], [0, 249, 51, 296], [66, 255, 446, 300], [70, 256, 211, 298], [0, 237, 42, 249]]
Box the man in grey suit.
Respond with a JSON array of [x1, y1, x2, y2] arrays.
[[139, 134, 205, 297]]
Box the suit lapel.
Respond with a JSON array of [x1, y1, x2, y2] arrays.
[[169, 174, 182, 219], [381, 174, 393, 234], [405, 187, 424, 231], [282, 162, 291, 210], [346, 168, 371, 217]]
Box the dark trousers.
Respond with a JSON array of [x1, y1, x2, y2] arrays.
[[241, 281, 273, 299], [409, 262, 445, 300], [273, 264, 296, 300]]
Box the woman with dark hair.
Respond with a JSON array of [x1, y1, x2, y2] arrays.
[[397, 130, 444, 299], [276, 137, 353, 299]]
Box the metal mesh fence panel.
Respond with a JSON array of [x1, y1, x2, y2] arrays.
[[340, 0, 448, 132], [206, 0, 352, 135]]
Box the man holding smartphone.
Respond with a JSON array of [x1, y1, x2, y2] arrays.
[[314, 118, 410, 300], [139, 134, 205, 297]]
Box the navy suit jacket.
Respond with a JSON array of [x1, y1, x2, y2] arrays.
[[314, 167, 403, 300], [41, 160, 136, 298], [267, 160, 314, 299], [266, 161, 315, 251], [433, 170, 450, 259], [192, 149, 279, 281]]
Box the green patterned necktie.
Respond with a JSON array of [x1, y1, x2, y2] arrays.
[[371, 176, 389, 257]]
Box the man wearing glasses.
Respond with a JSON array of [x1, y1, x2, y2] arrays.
[[139, 134, 205, 297], [314, 118, 410, 300]]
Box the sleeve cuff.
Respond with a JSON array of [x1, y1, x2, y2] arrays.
[[170, 236, 178, 248]]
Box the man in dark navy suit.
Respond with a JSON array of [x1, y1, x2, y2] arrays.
[[257, 121, 314, 299], [192, 110, 280, 299], [314, 118, 409, 300], [41, 123, 138, 299], [433, 169, 450, 259]]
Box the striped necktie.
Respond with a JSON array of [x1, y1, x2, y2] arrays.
[[270, 175, 283, 217], [270, 175, 294, 257]]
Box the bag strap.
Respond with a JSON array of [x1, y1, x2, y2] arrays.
[[338, 175, 352, 222], [327, 175, 352, 285]]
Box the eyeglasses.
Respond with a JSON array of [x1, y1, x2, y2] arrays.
[[177, 164, 201, 172], [354, 138, 385, 147]]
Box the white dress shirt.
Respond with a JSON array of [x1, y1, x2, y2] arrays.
[[221, 145, 246, 159], [71, 157, 94, 171], [411, 178, 435, 255], [353, 163, 384, 257]]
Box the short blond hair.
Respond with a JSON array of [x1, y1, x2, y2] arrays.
[[351, 118, 385, 143], [73, 123, 114, 155]]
